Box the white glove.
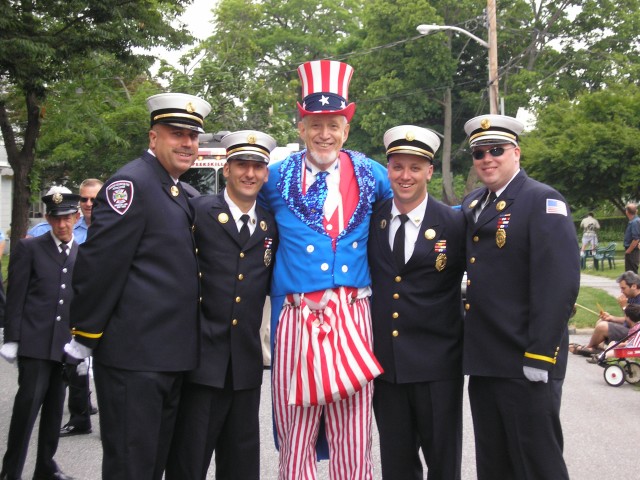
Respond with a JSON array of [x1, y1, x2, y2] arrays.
[[0, 342, 19, 364], [523, 366, 548, 383], [76, 359, 89, 376], [64, 339, 93, 360]]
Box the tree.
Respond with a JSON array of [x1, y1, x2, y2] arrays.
[[0, 0, 195, 247], [520, 84, 640, 213]]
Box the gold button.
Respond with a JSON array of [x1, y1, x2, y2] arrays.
[[192, 225, 196, 232], [195, 248, 199, 255], [199, 296, 203, 303], [232, 319, 238, 326], [199, 272, 203, 278], [392, 330, 399, 337], [467, 279, 471, 286], [470, 257, 476, 264], [392, 312, 399, 319], [235, 296, 241, 303], [395, 276, 402, 283], [238, 274, 244, 281], [393, 293, 399, 299], [465, 303, 470, 311], [240, 252, 245, 258], [473, 236, 479, 242]]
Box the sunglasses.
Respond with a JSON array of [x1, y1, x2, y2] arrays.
[[472, 146, 515, 160], [79, 197, 95, 203]]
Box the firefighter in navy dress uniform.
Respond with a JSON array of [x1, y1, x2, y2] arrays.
[[0, 187, 80, 480], [64, 93, 211, 480], [368, 126, 466, 480], [166, 131, 278, 480], [461, 114, 580, 480]]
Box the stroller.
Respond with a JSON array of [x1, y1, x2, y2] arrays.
[[593, 328, 640, 387]]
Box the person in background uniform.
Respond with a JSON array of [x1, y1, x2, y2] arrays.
[[368, 125, 465, 480], [0, 186, 81, 480], [623, 202, 640, 273], [461, 115, 580, 480], [63, 93, 211, 480], [25, 179, 104, 437], [580, 211, 600, 256], [166, 131, 278, 480], [259, 60, 392, 480]]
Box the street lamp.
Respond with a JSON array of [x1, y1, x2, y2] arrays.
[[416, 23, 499, 114]]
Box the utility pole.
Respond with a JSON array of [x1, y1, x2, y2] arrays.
[[487, 0, 500, 114]]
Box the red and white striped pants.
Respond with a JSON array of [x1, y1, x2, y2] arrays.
[[272, 291, 376, 480]]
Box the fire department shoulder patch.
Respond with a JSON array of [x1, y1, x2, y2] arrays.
[[106, 180, 134, 215]]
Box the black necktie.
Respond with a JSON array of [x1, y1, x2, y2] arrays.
[[393, 214, 409, 269], [239, 214, 250, 246], [59, 242, 69, 258], [476, 190, 497, 222]]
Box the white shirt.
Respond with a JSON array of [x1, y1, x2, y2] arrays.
[[389, 195, 429, 264], [224, 189, 257, 235]]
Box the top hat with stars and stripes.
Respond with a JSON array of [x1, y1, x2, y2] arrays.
[[296, 60, 356, 122]]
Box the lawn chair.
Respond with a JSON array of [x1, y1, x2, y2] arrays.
[[594, 242, 616, 270]]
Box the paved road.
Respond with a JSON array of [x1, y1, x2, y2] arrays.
[[1, 273, 635, 479]]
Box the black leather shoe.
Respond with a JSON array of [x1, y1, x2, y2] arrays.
[[59, 424, 91, 437], [32, 470, 74, 480]]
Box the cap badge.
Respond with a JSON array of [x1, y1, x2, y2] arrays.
[[52, 193, 63, 204], [185, 102, 196, 113], [405, 131, 415, 142], [247, 134, 257, 144], [425, 229, 436, 240], [218, 213, 229, 224], [480, 119, 491, 130], [170, 185, 179, 197]]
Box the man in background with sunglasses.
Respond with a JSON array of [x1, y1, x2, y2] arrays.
[[461, 114, 580, 480]]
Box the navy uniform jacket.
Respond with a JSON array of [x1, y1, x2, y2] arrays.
[[70, 151, 200, 372], [187, 193, 278, 390], [369, 197, 466, 383], [4, 234, 77, 361], [462, 169, 580, 379]]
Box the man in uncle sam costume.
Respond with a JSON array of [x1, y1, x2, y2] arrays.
[[165, 130, 278, 480], [368, 126, 466, 480], [259, 60, 391, 479], [65, 93, 211, 479], [461, 114, 580, 480]]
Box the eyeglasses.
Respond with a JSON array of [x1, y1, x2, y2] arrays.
[[79, 197, 95, 203], [472, 146, 515, 160]]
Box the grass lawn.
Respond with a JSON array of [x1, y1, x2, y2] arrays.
[[571, 286, 622, 330]]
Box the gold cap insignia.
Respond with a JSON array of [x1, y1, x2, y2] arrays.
[[496, 229, 506, 248], [480, 119, 491, 130], [218, 213, 229, 224], [496, 200, 506, 211], [405, 131, 415, 142], [260, 220, 267, 231], [425, 229, 436, 240], [380, 219, 387, 229], [186, 102, 195, 113], [52, 193, 63, 204], [469, 199, 479, 209], [247, 134, 257, 144], [170, 185, 179, 197]]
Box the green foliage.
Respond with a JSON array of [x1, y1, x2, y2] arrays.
[[520, 83, 640, 213]]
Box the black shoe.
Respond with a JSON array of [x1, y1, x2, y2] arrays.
[[89, 406, 98, 415], [32, 470, 74, 480], [59, 424, 91, 437]]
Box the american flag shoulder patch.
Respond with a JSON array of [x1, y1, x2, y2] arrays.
[[546, 198, 567, 216]]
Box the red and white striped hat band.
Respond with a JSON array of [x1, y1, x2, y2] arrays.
[[297, 60, 356, 122]]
